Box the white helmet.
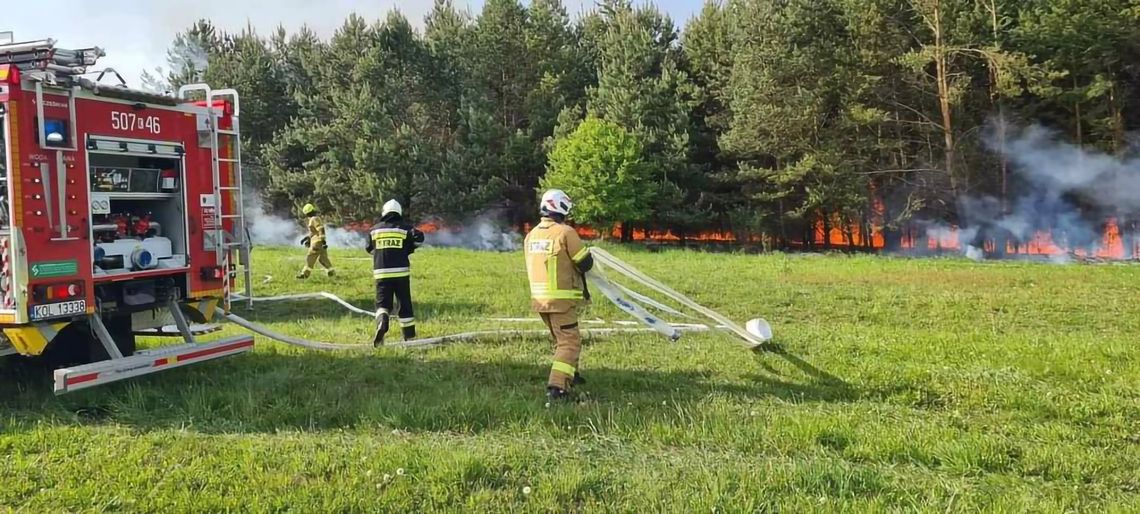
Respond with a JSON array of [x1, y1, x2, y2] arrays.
[[540, 189, 573, 216], [382, 199, 402, 217]]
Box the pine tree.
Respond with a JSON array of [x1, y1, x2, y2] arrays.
[[587, 1, 702, 239]]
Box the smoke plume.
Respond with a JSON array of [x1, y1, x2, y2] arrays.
[[925, 123, 1139, 260], [423, 216, 521, 252], [244, 195, 366, 249], [243, 195, 518, 251]]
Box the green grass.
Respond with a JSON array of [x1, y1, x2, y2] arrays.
[[2, 246, 1140, 512]]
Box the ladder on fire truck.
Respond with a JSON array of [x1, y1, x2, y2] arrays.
[[176, 85, 253, 311]]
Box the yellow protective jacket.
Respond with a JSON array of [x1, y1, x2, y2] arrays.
[[525, 217, 593, 313], [307, 215, 327, 247]]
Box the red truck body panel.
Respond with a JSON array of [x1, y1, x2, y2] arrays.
[[1, 68, 236, 325]]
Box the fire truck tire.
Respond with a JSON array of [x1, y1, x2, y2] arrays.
[[40, 321, 97, 368], [37, 317, 136, 369]]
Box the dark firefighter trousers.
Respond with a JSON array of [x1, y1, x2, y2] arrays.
[[376, 277, 416, 339]]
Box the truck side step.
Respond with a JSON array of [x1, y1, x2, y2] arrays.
[[52, 335, 254, 394]]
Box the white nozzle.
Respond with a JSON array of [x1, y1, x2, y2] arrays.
[[745, 318, 773, 342]]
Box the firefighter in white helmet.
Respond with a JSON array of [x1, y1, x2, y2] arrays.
[[525, 189, 593, 400], [297, 203, 335, 279], [365, 199, 425, 345]]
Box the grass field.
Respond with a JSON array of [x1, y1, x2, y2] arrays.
[[2, 245, 1139, 512]]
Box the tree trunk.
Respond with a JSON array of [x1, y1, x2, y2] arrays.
[[986, 0, 1009, 216], [863, 216, 875, 251], [931, 2, 958, 196], [821, 210, 832, 250], [1074, 76, 1085, 178], [620, 222, 633, 243], [993, 229, 1008, 259], [883, 229, 902, 252], [1074, 76, 1084, 148], [1109, 81, 1125, 155], [998, 112, 1008, 213], [778, 199, 788, 249], [1121, 224, 1131, 260]]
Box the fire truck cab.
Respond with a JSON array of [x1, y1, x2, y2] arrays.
[[0, 33, 255, 394]]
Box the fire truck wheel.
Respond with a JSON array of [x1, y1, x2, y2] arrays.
[[40, 321, 98, 368], [89, 315, 137, 361]]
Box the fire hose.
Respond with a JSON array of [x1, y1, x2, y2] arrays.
[[220, 308, 710, 352], [219, 250, 772, 352], [591, 248, 771, 348]]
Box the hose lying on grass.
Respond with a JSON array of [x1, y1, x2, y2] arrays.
[[221, 249, 771, 351], [229, 292, 375, 317], [219, 307, 710, 352]]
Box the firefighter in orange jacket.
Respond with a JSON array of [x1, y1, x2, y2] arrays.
[[525, 189, 594, 400]]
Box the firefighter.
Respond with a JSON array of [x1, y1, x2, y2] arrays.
[[525, 189, 594, 400], [366, 199, 425, 346], [297, 203, 336, 279]]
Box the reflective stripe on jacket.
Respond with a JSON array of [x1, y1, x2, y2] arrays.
[[365, 221, 423, 280], [525, 217, 590, 313]]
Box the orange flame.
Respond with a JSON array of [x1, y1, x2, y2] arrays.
[[810, 215, 1132, 259], [341, 214, 1136, 260]]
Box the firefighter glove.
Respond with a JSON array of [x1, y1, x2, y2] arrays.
[[301, 236, 311, 247]]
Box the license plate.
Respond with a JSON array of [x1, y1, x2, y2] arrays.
[[30, 300, 87, 321]]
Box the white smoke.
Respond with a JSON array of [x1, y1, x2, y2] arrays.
[[178, 37, 210, 76], [1048, 252, 1073, 265], [423, 216, 521, 252], [1000, 126, 1140, 207], [325, 226, 368, 249], [137, 34, 210, 93], [924, 224, 977, 247], [244, 195, 366, 249], [245, 195, 298, 246], [921, 223, 983, 261], [243, 193, 517, 251], [965, 244, 985, 262], [917, 123, 1138, 261]]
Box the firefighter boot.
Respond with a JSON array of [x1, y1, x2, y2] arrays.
[[373, 312, 390, 347], [546, 386, 573, 401], [546, 374, 583, 401], [326, 268, 337, 278], [402, 325, 417, 341], [296, 267, 312, 279]]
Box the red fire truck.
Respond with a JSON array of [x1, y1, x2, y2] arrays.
[[0, 33, 255, 394]]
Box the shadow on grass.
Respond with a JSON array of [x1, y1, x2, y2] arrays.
[[748, 342, 858, 403], [0, 341, 860, 436]]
